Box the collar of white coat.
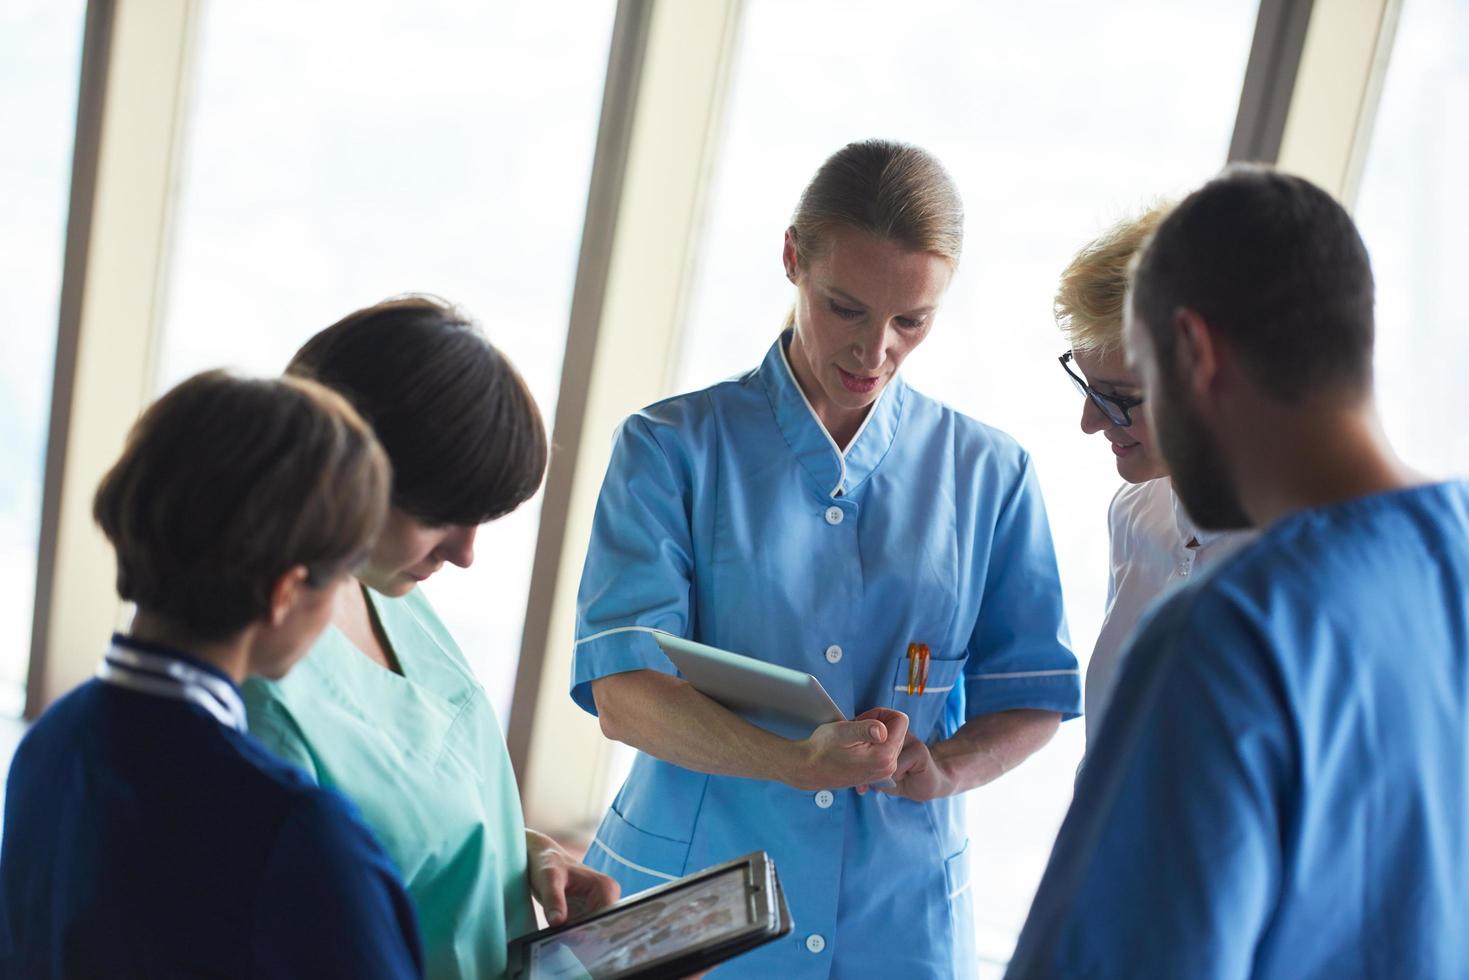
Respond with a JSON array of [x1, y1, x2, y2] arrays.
[[1169, 480, 1228, 549], [762, 329, 905, 498]]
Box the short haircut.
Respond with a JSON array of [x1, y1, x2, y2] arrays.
[[1130, 165, 1375, 402], [287, 295, 548, 526], [94, 370, 390, 641], [1054, 203, 1171, 354]]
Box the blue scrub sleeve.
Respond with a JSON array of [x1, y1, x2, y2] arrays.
[[963, 454, 1082, 718], [1006, 588, 1289, 979], [253, 791, 424, 978], [571, 415, 696, 715]]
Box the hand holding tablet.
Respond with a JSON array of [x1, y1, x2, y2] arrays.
[[653, 633, 904, 790], [506, 852, 791, 980]]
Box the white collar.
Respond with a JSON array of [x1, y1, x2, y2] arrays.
[[96, 638, 247, 732]]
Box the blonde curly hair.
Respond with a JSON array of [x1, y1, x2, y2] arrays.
[[1054, 203, 1172, 354]]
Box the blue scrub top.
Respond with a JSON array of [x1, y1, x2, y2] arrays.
[[1008, 482, 1469, 979], [0, 637, 423, 979], [572, 333, 1081, 979]]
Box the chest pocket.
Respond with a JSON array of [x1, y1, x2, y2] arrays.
[[888, 653, 967, 743]]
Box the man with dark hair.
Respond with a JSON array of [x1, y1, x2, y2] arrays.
[[1008, 166, 1469, 978]]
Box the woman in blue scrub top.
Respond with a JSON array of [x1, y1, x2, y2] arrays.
[[573, 140, 1083, 979]]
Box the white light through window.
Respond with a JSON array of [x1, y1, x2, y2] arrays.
[[156, 0, 615, 723], [1355, 0, 1469, 479], [0, 0, 87, 718]]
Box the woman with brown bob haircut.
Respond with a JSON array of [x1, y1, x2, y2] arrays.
[[0, 370, 423, 978], [242, 296, 618, 980]]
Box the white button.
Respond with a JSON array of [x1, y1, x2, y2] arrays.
[[806, 934, 826, 954], [814, 790, 834, 809], [825, 645, 843, 664], [824, 506, 844, 525]]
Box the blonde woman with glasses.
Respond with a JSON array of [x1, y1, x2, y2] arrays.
[[1054, 205, 1253, 750]]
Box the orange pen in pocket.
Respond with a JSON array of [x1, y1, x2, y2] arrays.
[[906, 643, 930, 695]]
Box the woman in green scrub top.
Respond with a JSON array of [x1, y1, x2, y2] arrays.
[[243, 296, 619, 980]]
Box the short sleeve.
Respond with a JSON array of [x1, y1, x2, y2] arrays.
[[570, 414, 697, 715], [1104, 483, 1126, 609], [253, 791, 424, 978], [1005, 587, 1291, 979], [242, 683, 320, 781], [963, 453, 1082, 718]]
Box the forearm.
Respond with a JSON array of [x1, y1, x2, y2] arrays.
[[593, 670, 808, 786], [930, 709, 1060, 795]]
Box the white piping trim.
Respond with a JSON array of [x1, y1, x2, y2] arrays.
[[591, 838, 679, 881], [575, 625, 673, 646], [778, 340, 846, 495], [844, 382, 886, 458], [968, 669, 1080, 681], [948, 879, 973, 901], [892, 684, 956, 695], [779, 337, 892, 498]]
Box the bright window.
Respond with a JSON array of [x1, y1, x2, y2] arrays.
[[1355, 0, 1469, 478], [156, 0, 614, 722], [675, 1, 1258, 969], [0, 0, 87, 717]]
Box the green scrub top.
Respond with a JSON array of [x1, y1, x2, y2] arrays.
[[243, 586, 533, 980]]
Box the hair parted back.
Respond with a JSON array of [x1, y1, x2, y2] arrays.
[[1130, 165, 1375, 403], [288, 295, 548, 527], [94, 370, 391, 642], [1054, 203, 1172, 354], [789, 139, 964, 269]]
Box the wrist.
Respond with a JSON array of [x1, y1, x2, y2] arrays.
[[774, 736, 818, 790], [926, 740, 962, 797], [526, 829, 562, 864]]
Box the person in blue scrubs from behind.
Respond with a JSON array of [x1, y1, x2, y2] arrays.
[[573, 139, 1082, 979], [1008, 166, 1469, 978], [0, 371, 423, 979]]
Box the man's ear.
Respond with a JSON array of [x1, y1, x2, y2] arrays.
[[782, 227, 800, 284], [1171, 306, 1219, 398], [267, 566, 311, 627]]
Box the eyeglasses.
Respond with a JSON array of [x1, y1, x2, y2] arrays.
[[1059, 351, 1144, 428]]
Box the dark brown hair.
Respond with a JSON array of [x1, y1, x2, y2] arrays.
[[1130, 165, 1375, 402], [287, 295, 548, 526], [94, 370, 390, 641]]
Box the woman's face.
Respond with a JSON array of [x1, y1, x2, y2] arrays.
[[358, 507, 478, 596], [1071, 345, 1167, 484], [784, 226, 953, 440]]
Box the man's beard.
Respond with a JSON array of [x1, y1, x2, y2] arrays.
[[1156, 378, 1254, 532]]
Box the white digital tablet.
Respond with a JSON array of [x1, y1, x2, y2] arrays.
[[654, 633, 845, 740]]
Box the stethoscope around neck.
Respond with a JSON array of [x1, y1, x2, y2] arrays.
[[96, 640, 247, 732]]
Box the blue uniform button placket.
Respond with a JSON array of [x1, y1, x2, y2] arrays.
[[805, 934, 826, 954]]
